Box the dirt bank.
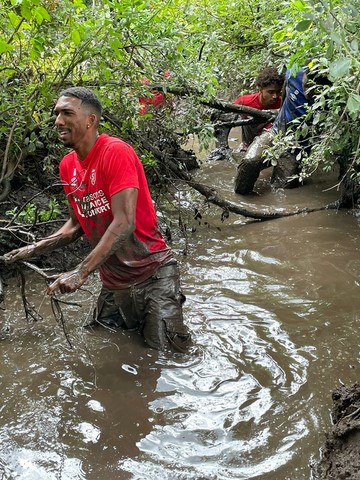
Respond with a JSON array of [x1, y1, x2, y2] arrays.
[[314, 383, 360, 480]]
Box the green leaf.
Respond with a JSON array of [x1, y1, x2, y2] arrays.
[[71, 29, 81, 45], [8, 11, 21, 26], [110, 38, 122, 51], [295, 20, 312, 32], [33, 10, 44, 25], [0, 39, 15, 53], [330, 31, 342, 45], [292, 1, 307, 12], [73, 0, 87, 8], [329, 58, 351, 79], [20, 2, 32, 22], [346, 94, 360, 116], [350, 39, 358, 52], [326, 40, 334, 58], [35, 6, 51, 22]]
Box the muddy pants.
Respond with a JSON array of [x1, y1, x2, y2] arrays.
[[241, 124, 258, 146], [234, 130, 300, 195], [92, 262, 191, 352]]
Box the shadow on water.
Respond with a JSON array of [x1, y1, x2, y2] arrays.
[[1, 150, 360, 479]]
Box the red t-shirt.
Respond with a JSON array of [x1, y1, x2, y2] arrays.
[[139, 91, 166, 114], [59, 134, 172, 289], [233, 92, 281, 133], [138, 71, 171, 114]]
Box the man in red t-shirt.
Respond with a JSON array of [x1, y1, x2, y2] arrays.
[[233, 67, 284, 152], [3, 87, 190, 352]]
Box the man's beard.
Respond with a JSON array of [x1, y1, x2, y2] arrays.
[[61, 139, 75, 148]]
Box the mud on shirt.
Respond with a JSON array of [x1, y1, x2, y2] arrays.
[[59, 134, 173, 289]]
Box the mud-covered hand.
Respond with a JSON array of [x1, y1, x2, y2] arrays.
[[47, 268, 86, 295], [1, 245, 37, 264]]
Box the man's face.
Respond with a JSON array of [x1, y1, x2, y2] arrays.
[[259, 83, 282, 108], [54, 96, 92, 148]]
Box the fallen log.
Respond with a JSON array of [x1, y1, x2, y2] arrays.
[[148, 83, 275, 121], [130, 127, 339, 222], [119, 80, 275, 121], [165, 157, 339, 221]]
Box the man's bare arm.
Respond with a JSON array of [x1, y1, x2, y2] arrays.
[[2, 208, 83, 264], [47, 188, 137, 294]]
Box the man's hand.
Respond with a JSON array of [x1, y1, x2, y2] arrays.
[[47, 268, 86, 295], [1, 245, 36, 264]]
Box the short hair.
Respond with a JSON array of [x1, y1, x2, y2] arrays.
[[58, 87, 102, 115], [255, 67, 285, 89]]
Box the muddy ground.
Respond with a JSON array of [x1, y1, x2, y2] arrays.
[[313, 383, 360, 480]]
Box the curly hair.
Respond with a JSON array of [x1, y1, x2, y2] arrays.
[[58, 87, 102, 115], [255, 67, 285, 89]]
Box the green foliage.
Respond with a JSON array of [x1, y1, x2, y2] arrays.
[[266, 0, 360, 181], [6, 197, 62, 224], [0, 0, 360, 195], [140, 151, 158, 168], [39, 197, 62, 221]]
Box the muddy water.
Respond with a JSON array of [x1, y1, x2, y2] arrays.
[[1, 139, 360, 479]]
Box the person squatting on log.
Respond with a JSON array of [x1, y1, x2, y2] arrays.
[[234, 63, 329, 195], [233, 67, 284, 153], [3, 87, 191, 352]]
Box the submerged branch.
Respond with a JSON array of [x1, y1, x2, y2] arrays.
[[18, 268, 43, 323], [50, 295, 73, 349], [171, 162, 339, 221], [0, 260, 83, 348]]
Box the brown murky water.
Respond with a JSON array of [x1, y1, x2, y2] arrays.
[[1, 134, 359, 479]]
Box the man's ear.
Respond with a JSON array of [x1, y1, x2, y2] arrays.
[[87, 113, 97, 128]]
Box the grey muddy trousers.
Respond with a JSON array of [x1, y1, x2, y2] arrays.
[[91, 262, 191, 352]]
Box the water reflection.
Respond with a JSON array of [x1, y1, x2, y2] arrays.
[[1, 161, 360, 479]]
